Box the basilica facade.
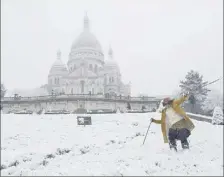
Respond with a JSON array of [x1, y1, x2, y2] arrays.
[[47, 14, 131, 97]]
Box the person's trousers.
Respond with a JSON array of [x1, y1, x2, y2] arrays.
[[168, 128, 191, 143]]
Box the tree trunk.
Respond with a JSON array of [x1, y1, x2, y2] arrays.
[[191, 103, 195, 113]]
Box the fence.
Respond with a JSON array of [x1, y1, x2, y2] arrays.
[[186, 112, 212, 123], [1, 94, 161, 103]]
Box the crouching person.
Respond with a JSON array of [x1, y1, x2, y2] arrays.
[[151, 93, 195, 150]]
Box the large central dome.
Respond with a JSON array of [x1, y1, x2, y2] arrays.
[[71, 14, 102, 52], [72, 31, 102, 51]]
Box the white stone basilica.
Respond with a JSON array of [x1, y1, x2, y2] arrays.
[[47, 14, 131, 97]]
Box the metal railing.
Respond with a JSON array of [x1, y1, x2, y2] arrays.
[[1, 94, 161, 102]]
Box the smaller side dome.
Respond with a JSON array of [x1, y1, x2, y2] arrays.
[[49, 50, 68, 76], [104, 45, 120, 71]]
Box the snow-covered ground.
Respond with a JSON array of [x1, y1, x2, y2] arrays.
[[1, 113, 223, 176]]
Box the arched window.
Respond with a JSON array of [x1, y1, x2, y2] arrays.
[[74, 65, 76, 70], [71, 88, 73, 94], [81, 67, 84, 76], [92, 88, 94, 95], [89, 64, 93, 70], [112, 77, 114, 83], [55, 78, 57, 84], [104, 77, 107, 85], [94, 65, 98, 73], [80, 80, 85, 93]]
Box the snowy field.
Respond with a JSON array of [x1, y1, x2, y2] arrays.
[[1, 113, 223, 176]]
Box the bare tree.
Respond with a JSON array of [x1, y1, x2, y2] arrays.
[[1, 84, 6, 98]]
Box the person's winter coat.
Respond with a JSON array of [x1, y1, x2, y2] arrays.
[[152, 95, 195, 143]]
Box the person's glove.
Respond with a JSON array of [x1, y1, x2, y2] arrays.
[[150, 118, 155, 123], [182, 91, 190, 97]]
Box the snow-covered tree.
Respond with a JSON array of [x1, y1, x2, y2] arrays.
[[179, 70, 210, 113], [202, 89, 223, 116], [1, 84, 6, 98], [127, 102, 131, 110], [141, 105, 146, 111]]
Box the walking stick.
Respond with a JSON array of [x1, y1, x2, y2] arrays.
[[142, 119, 153, 145]]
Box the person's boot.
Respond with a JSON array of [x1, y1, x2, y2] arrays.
[[169, 140, 177, 151], [181, 139, 189, 149]]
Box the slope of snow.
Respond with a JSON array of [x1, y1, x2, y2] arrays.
[[1, 113, 223, 176]]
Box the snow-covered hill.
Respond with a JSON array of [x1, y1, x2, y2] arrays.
[[1, 113, 223, 176]]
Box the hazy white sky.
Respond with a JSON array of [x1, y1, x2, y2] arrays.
[[1, 0, 223, 96]]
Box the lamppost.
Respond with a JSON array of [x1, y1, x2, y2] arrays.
[[114, 94, 117, 112]]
